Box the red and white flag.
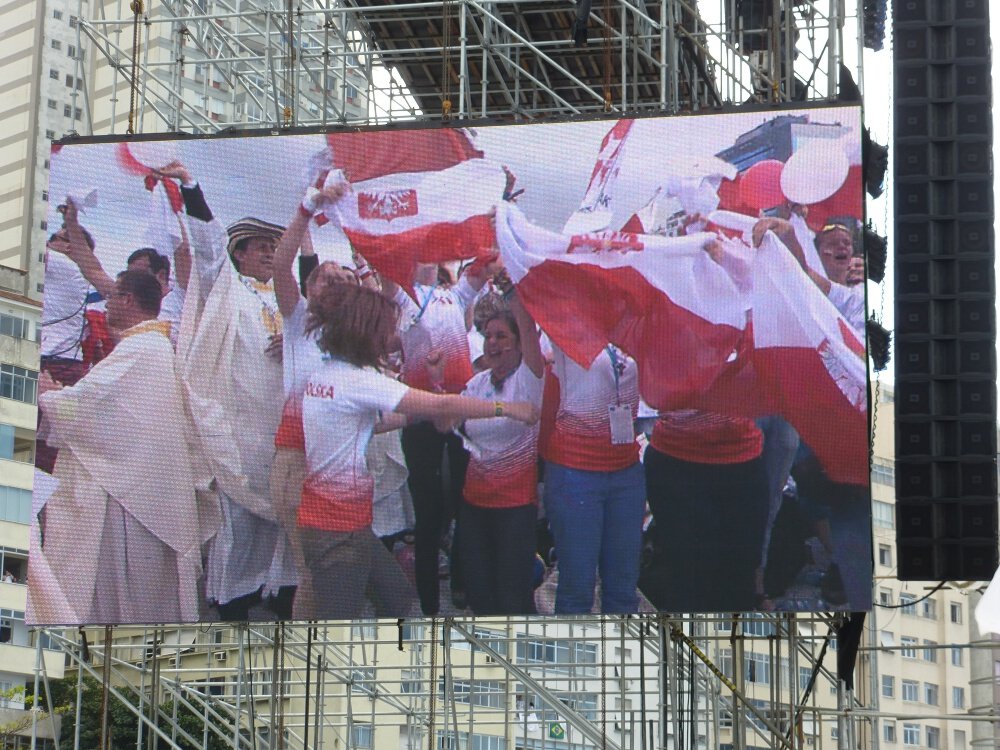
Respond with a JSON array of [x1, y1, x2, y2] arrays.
[[563, 119, 634, 236], [497, 203, 748, 409], [322, 128, 506, 285], [749, 233, 869, 485], [499, 204, 869, 485]]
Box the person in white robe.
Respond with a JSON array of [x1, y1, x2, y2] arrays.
[[28, 270, 205, 625], [160, 161, 297, 621]]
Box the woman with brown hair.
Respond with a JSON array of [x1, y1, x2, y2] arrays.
[[299, 283, 538, 619]]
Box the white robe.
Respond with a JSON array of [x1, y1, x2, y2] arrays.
[[29, 323, 204, 625], [178, 216, 296, 604]]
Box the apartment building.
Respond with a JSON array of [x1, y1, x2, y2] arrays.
[[0, 266, 64, 748]]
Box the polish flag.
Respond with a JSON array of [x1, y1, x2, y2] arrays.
[[498, 203, 869, 485], [497, 202, 748, 409], [323, 128, 506, 285], [563, 119, 633, 235], [747, 233, 869, 485]]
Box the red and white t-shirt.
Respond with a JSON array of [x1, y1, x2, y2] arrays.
[[395, 279, 476, 393], [649, 410, 762, 465], [275, 299, 327, 450], [460, 361, 544, 508], [299, 359, 409, 532], [542, 344, 640, 471]]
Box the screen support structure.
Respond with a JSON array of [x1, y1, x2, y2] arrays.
[[31, 0, 944, 748], [73, 0, 861, 134]]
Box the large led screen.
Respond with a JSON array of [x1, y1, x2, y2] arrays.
[[29, 105, 872, 625]]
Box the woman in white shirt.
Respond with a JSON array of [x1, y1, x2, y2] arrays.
[[299, 283, 537, 619]]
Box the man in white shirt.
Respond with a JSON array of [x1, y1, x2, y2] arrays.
[[31, 269, 204, 624]]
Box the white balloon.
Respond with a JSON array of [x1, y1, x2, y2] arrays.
[[780, 140, 850, 205]]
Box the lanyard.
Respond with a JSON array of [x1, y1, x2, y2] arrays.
[[412, 284, 436, 324], [605, 345, 622, 405]]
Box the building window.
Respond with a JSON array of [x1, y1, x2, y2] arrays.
[[883, 721, 896, 743], [744, 652, 771, 684], [872, 459, 894, 485], [952, 686, 965, 709], [51, 39, 62, 50], [0, 424, 35, 468], [69, 15, 78, 26], [900, 637, 917, 658], [923, 682, 938, 706], [53, 8, 63, 18], [878, 544, 891, 567], [67, 45, 77, 59], [879, 588, 892, 605], [65, 73, 74, 87], [41, 190, 48, 201], [902, 723, 920, 745], [0, 485, 33, 524], [950, 602, 962, 623], [351, 724, 373, 749], [350, 668, 374, 695], [0, 314, 29, 340], [47, 99, 57, 109], [901, 680, 918, 702], [923, 639, 937, 662], [36, 283, 44, 293], [926, 727, 940, 750], [63, 104, 72, 117], [881, 675, 894, 698], [0, 364, 38, 404], [899, 593, 917, 615], [873, 500, 894, 529], [922, 599, 936, 619], [74, 107, 82, 120], [45, 129, 56, 140], [49, 68, 59, 80], [951, 646, 963, 667]]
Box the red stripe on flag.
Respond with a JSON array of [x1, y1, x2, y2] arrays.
[[342, 214, 495, 289], [516, 260, 746, 409], [754, 348, 869, 486], [327, 129, 484, 183]]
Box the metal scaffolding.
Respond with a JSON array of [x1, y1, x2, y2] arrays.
[[75, 0, 864, 134], [29, 3, 999, 750]]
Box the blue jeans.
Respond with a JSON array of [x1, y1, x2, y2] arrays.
[[543, 462, 646, 614]]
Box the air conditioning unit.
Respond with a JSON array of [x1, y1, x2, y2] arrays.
[[214, 651, 228, 663]]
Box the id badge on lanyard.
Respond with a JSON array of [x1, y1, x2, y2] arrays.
[[605, 346, 635, 445]]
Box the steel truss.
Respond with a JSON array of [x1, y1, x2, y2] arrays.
[[31, 613, 888, 750], [77, 0, 863, 134]]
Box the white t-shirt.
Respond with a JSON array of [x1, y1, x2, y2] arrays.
[[544, 344, 640, 471], [827, 282, 866, 335], [41, 253, 90, 360], [460, 360, 543, 508], [395, 278, 477, 392], [275, 299, 327, 449], [299, 358, 409, 532]]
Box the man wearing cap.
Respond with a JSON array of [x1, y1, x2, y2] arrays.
[[159, 161, 297, 621]]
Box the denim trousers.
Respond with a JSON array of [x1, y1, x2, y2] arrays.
[[543, 461, 646, 614]]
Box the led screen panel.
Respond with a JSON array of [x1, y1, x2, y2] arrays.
[[29, 105, 871, 625]]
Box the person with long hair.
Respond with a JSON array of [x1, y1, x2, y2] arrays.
[[299, 283, 538, 619]]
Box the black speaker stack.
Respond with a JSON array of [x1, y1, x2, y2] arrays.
[[892, 0, 998, 580]]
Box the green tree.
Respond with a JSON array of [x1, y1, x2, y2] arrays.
[[0, 684, 71, 748]]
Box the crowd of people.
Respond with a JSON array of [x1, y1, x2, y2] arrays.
[[29, 142, 871, 625]]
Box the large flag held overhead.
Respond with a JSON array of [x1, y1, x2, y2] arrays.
[[497, 203, 748, 410], [322, 128, 507, 285], [497, 203, 869, 486]]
